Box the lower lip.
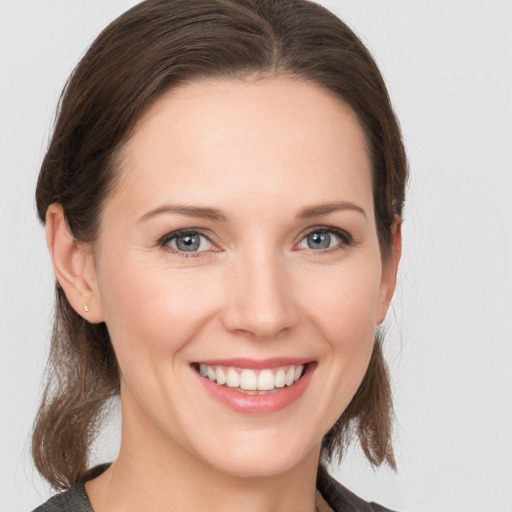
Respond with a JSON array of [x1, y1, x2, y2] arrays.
[[194, 363, 316, 414]]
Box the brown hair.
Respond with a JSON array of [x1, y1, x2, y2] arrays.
[[34, 0, 407, 490]]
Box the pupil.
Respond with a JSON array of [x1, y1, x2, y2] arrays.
[[177, 234, 200, 251], [307, 232, 330, 250]]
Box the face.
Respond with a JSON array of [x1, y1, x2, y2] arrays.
[[89, 78, 397, 478]]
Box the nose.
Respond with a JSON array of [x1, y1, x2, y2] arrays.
[[220, 250, 298, 340]]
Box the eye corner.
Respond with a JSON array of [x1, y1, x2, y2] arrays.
[[295, 226, 354, 253], [158, 228, 219, 256]]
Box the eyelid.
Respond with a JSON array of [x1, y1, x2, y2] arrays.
[[158, 228, 219, 253], [295, 225, 354, 251], [157, 225, 353, 256]]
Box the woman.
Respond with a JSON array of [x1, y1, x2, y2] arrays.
[[32, 0, 407, 510]]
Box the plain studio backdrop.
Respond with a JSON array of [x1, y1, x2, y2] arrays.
[[1, 1, 511, 511]]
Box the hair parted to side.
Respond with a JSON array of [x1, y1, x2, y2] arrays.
[[34, 0, 407, 490]]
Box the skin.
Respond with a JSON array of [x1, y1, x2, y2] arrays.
[[46, 77, 401, 512]]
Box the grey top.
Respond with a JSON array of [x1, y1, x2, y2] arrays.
[[33, 464, 397, 512], [32, 481, 90, 512]]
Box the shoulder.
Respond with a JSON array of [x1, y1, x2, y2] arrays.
[[317, 464, 399, 512], [32, 482, 92, 512], [34, 463, 397, 512], [32, 464, 109, 512]]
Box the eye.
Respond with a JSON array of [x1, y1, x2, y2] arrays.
[[161, 230, 214, 253], [297, 228, 350, 251]]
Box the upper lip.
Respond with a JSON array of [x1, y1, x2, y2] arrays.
[[192, 357, 314, 369]]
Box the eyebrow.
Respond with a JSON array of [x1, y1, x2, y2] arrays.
[[136, 204, 228, 223], [136, 201, 366, 224], [296, 201, 367, 219]]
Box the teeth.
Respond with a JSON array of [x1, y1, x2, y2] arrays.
[[240, 369, 257, 390], [275, 369, 286, 388], [198, 364, 305, 391], [226, 368, 240, 388], [216, 367, 227, 385], [257, 370, 275, 391]]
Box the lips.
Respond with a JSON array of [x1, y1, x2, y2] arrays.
[[198, 363, 305, 392], [193, 359, 315, 414]]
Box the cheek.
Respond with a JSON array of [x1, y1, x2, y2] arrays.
[[96, 256, 221, 368], [305, 259, 382, 347], [301, 259, 382, 411]]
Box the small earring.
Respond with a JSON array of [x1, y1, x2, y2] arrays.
[[83, 305, 89, 313]]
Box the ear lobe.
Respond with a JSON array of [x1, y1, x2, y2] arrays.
[[45, 203, 104, 323], [376, 217, 402, 325]]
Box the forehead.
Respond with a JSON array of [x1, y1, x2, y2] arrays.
[[112, 77, 373, 220]]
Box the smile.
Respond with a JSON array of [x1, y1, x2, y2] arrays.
[[197, 364, 305, 394], [193, 359, 315, 413]]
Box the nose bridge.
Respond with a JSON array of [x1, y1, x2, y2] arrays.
[[221, 242, 297, 339]]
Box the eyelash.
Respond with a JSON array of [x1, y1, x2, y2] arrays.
[[297, 226, 354, 254], [158, 229, 214, 258], [157, 226, 354, 257]]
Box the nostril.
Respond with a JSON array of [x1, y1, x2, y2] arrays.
[[219, 270, 298, 339]]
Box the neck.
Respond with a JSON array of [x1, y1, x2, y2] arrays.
[[86, 396, 320, 512]]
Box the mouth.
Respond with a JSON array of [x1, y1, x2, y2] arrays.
[[193, 362, 309, 395], [192, 359, 316, 413]]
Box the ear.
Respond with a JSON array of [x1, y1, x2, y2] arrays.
[[45, 203, 104, 323], [376, 216, 402, 325]]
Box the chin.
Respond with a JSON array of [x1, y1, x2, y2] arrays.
[[211, 452, 311, 479], [190, 429, 320, 479]]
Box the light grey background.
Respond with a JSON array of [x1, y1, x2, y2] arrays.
[[1, 1, 511, 511]]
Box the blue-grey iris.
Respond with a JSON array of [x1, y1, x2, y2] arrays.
[[176, 234, 201, 251], [307, 232, 331, 249]]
